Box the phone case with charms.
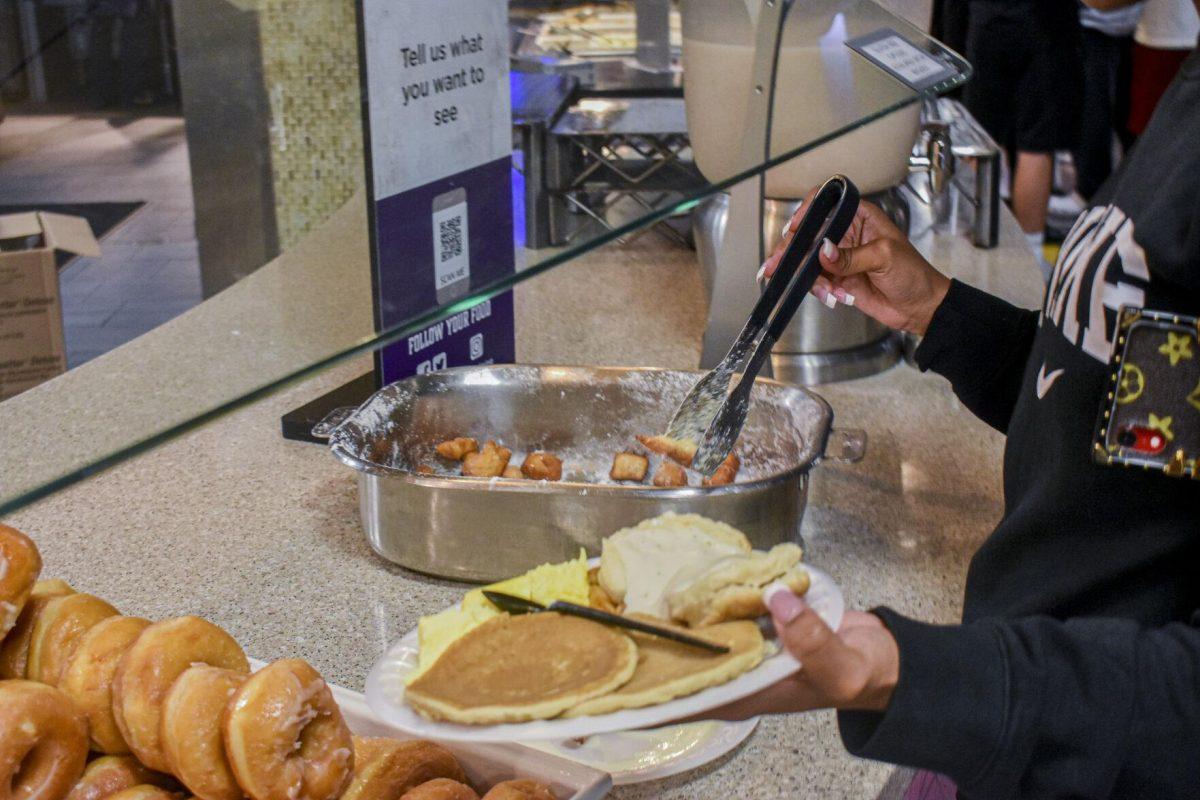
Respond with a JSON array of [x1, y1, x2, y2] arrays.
[[1094, 307, 1200, 479]]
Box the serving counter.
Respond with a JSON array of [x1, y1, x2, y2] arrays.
[[4, 191, 1045, 799]]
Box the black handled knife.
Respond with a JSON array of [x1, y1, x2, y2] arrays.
[[482, 590, 730, 654]]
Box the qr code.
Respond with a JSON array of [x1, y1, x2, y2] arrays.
[[438, 216, 463, 263]]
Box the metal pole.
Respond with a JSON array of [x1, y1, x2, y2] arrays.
[[634, 0, 672, 73]]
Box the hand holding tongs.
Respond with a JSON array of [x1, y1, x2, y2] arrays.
[[666, 175, 861, 476]]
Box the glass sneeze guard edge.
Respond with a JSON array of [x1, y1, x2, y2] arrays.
[[0, 5, 972, 516]]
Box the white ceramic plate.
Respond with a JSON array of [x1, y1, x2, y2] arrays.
[[524, 720, 759, 785], [364, 565, 843, 743]]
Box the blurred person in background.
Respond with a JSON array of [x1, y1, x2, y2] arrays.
[[1074, 1, 1142, 201], [1127, 0, 1200, 137], [86, 0, 163, 108], [961, 0, 1083, 274]]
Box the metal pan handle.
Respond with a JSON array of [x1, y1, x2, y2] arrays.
[[311, 406, 356, 441]]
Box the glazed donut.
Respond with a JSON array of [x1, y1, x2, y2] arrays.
[[0, 579, 74, 680], [59, 616, 150, 754], [0, 525, 41, 640], [112, 616, 249, 772], [27, 593, 120, 685], [0, 680, 88, 800], [400, 780, 479, 800], [342, 739, 466, 800], [64, 756, 177, 800], [103, 786, 181, 800], [159, 666, 246, 800], [349, 737, 397, 769], [223, 659, 354, 800], [479, 781, 555, 800]]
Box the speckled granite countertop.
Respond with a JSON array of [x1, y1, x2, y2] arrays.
[[4, 194, 1044, 799]]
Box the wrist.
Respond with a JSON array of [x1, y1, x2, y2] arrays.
[[909, 273, 951, 337], [850, 624, 900, 712]]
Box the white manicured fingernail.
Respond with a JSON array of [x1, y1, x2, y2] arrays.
[[834, 288, 856, 307], [781, 220, 792, 238], [756, 263, 768, 284], [820, 237, 837, 260], [762, 581, 793, 609], [843, 292, 856, 306], [823, 292, 838, 309]]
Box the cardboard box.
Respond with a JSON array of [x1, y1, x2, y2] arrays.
[[0, 212, 101, 400]]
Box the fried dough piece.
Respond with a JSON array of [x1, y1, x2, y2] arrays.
[[480, 782, 555, 800], [520, 452, 562, 481], [344, 738, 465, 800], [501, 466, 524, 479], [436, 438, 478, 461], [636, 434, 697, 467], [651, 461, 688, 487], [609, 453, 648, 482], [667, 545, 808, 627], [701, 453, 741, 486], [587, 568, 622, 615], [400, 779, 479, 800], [462, 441, 511, 478], [673, 566, 811, 628]]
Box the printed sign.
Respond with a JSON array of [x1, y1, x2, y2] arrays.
[[358, 0, 515, 384], [846, 28, 958, 92]]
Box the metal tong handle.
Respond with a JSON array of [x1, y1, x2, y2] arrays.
[[731, 174, 860, 391]]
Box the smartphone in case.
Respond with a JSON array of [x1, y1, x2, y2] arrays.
[[432, 187, 469, 305]]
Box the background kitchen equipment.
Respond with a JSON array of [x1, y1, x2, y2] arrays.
[[328, 365, 864, 583], [915, 97, 1002, 250], [682, 0, 969, 376]]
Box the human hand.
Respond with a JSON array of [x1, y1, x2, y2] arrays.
[[761, 195, 951, 336], [684, 586, 900, 722]]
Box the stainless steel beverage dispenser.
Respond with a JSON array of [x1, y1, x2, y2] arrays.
[[681, 0, 938, 382]]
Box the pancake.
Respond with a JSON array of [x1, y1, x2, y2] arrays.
[[565, 615, 765, 717], [405, 613, 637, 725]]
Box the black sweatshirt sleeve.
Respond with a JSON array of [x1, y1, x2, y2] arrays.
[[838, 609, 1200, 799], [914, 279, 1040, 433]]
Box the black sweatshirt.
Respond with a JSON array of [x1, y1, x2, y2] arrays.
[[836, 49, 1200, 799]]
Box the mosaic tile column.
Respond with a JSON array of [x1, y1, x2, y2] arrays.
[[257, 0, 365, 250]]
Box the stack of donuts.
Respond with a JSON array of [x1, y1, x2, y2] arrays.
[[0, 524, 556, 800]]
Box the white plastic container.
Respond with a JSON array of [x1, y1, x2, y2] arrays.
[[681, 0, 920, 197]]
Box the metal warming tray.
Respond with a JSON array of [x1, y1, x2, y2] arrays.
[[329, 365, 862, 582]]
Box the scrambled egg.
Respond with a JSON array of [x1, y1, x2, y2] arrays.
[[411, 550, 590, 681]]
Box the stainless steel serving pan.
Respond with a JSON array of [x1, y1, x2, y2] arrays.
[[329, 365, 863, 582]]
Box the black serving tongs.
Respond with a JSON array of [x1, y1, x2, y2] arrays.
[[666, 175, 861, 476], [482, 591, 730, 654]]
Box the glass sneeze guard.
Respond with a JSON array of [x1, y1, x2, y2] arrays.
[[0, 0, 969, 516]]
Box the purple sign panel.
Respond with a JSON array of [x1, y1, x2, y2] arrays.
[[372, 156, 515, 383]]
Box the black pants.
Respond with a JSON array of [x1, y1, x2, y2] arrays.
[[962, 0, 1083, 155], [1074, 28, 1134, 201]]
